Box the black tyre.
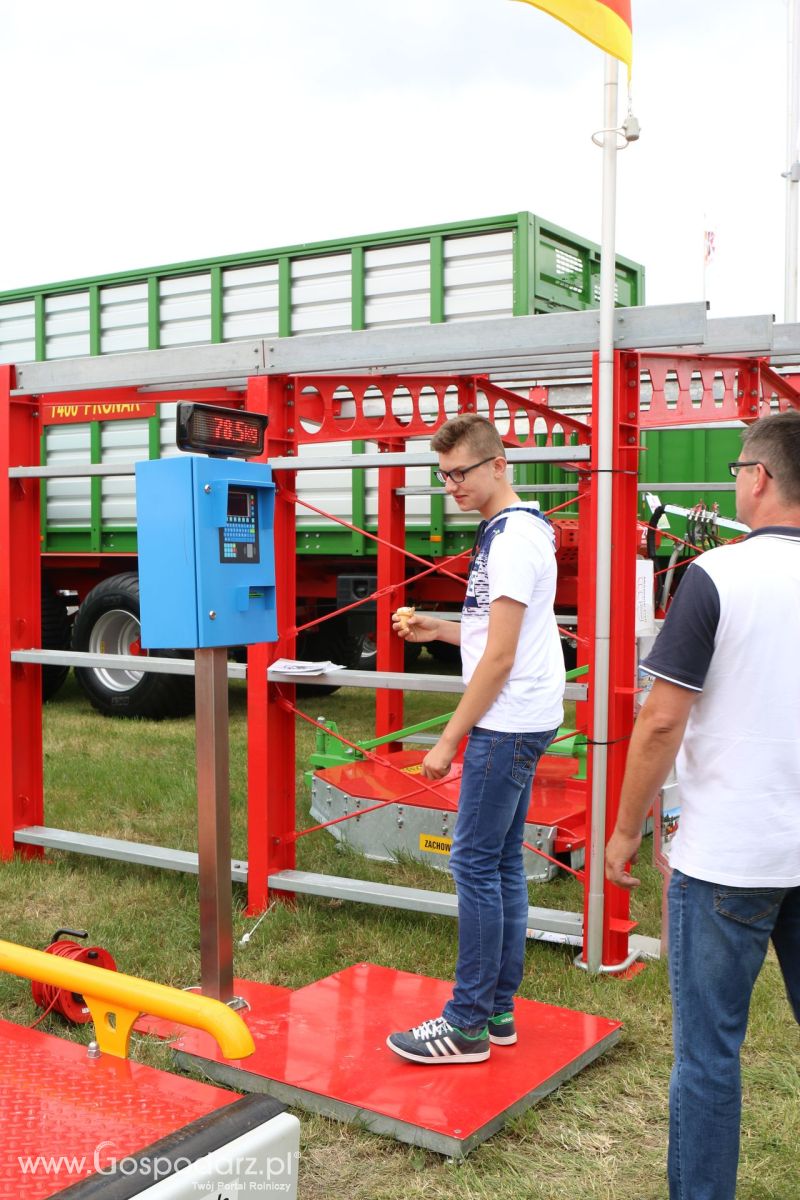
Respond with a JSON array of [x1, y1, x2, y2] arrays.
[[295, 615, 365, 698], [72, 573, 195, 719], [41, 584, 71, 702], [357, 631, 421, 671], [427, 639, 462, 668]]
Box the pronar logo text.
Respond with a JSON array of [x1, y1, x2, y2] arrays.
[[43, 402, 157, 425], [419, 833, 452, 855]]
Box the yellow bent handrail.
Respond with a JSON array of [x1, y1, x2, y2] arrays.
[[0, 939, 255, 1061]]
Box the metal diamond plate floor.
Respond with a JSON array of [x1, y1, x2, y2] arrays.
[[0, 1018, 236, 1197], [163, 963, 622, 1157]]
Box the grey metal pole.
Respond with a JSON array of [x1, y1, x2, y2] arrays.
[[585, 55, 619, 974], [195, 645, 234, 1001]]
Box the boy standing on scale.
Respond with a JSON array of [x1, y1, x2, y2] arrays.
[[387, 414, 565, 1064]]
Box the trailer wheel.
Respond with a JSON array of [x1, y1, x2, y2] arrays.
[[427, 639, 461, 668], [41, 584, 71, 702], [72, 573, 195, 719], [295, 615, 365, 697]]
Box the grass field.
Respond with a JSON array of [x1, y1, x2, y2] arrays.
[[0, 669, 797, 1199]]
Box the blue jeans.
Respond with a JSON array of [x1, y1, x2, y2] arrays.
[[442, 725, 558, 1032], [667, 869, 800, 1200]]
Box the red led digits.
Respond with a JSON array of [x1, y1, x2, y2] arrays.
[[176, 402, 268, 458]]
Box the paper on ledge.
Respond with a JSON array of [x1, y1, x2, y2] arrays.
[[270, 658, 346, 676]]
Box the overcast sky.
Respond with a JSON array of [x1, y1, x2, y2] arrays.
[[0, 0, 791, 320]]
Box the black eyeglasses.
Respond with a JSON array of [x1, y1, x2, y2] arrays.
[[435, 456, 497, 485], [728, 460, 773, 479]]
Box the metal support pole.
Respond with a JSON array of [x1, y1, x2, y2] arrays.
[[246, 375, 296, 915], [195, 645, 234, 1002], [0, 366, 43, 861], [375, 445, 407, 741], [585, 56, 620, 973]]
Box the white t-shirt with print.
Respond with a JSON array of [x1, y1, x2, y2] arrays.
[[460, 505, 565, 733]]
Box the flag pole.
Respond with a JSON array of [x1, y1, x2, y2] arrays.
[[585, 53, 619, 974]]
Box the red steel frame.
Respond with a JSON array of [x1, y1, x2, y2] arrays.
[[2, 355, 798, 963]]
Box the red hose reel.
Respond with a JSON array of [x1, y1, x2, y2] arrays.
[[31, 928, 117, 1024]]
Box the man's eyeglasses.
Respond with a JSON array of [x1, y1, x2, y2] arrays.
[[435, 456, 497, 485], [728, 460, 773, 479]]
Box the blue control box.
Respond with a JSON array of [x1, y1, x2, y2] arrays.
[[135, 456, 277, 649]]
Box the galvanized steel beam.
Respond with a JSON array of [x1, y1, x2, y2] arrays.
[[12, 302, 713, 395]]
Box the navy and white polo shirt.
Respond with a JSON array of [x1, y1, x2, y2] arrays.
[[643, 527, 800, 887]]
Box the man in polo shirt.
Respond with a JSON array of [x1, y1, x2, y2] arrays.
[[606, 410, 800, 1200]]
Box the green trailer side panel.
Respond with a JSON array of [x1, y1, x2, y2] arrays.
[[639, 428, 742, 523]]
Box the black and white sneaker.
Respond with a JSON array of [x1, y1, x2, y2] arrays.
[[387, 1016, 490, 1064], [488, 1011, 517, 1045]]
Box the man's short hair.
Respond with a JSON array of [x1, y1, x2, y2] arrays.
[[742, 409, 800, 506], [430, 414, 505, 460]]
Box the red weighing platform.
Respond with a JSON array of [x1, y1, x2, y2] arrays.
[[140, 964, 622, 1158], [0, 1017, 240, 1196]]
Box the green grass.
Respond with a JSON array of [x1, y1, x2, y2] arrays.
[[1, 669, 797, 1199]]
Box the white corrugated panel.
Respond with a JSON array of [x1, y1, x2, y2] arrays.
[[159, 274, 211, 347], [100, 419, 150, 524], [0, 299, 36, 364], [443, 232, 514, 322], [100, 283, 149, 354], [44, 424, 91, 527], [291, 254, 351, 335], [222, 263, 279, 340], [295, 438, 356, 532], [45, 292, 90, 360], [159, 403, 180, 458], [364, 242, 430, 329]]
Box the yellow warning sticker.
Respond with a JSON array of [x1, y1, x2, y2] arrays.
[[419, 833, 452, 856], [402, 763, 423, 775]]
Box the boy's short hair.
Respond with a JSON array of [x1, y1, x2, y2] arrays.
[[430, 414, 505, 459], [742, 410, 800, 506]]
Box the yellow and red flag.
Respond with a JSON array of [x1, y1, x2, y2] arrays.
[[514, 1, 632, 74]]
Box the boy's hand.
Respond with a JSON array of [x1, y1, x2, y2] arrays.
[[421, 736, 458, 780], [393, 609, 439, 643]]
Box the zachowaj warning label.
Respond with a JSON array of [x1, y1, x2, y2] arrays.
[[419, 833, 452, 856]]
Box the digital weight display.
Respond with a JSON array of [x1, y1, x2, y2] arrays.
[[176, 401, 268, 459]]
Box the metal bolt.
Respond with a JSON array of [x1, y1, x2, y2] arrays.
[[209, 610, 217, 620], [87, 1041, 101, 1059], [204, 484, 212, 493], [287, 427, 294, 434]]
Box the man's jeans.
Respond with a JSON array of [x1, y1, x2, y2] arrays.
[[442, 725, 558, 1032], [667, 869, 800, 1200]]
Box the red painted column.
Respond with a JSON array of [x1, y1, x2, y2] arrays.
[[246, 375, 296, 914], [375, 442, 406, 741], [0, 366, 43, 859], [580, 352, 641, 966]]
